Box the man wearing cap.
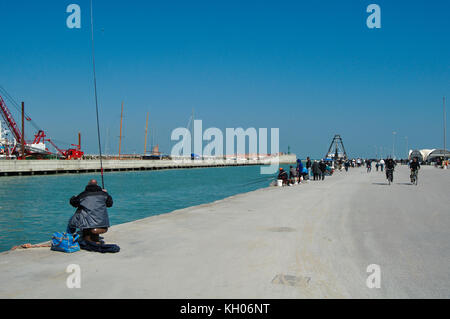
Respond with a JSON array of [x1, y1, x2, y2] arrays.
[[277, 167, 289, 186]]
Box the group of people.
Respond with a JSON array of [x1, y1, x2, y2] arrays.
[[298, 156, 421, 185], [277, 157, 335, 186], [333, 158, 372, 172], [310, 159, 330, 181], [359, 158, 398, 181], [360, 157, 421, 184], [277, 159, 309, 186], [435, 157, 449, 169]]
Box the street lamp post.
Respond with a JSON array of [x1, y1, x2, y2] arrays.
[[392, 131, 397, 159], [444, 97, 447, 159], [405, 136, 408, 160]]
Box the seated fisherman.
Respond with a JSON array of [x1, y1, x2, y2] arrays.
[[289, 166, 297, 184], [278, 167, 289, 185], [67, 179, 113, 244], [301, 167, 309, 180]]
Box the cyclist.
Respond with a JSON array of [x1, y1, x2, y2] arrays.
[[385, 157, 396, 182], [409, 157, 421, 184], [366, 159, 372, 173]]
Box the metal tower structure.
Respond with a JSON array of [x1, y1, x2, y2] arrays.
[[325, 134, 348, 160]]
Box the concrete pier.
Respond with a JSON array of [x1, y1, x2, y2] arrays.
[[0, 155, 296, 177], [0, 164, 449, 298]]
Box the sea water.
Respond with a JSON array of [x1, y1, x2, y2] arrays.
[[0, 164, 293, 252]]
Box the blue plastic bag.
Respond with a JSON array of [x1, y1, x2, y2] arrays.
[[51, 232, 80, 253]]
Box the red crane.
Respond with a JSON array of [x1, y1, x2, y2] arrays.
[[0, 95, 23, 145], [0, 94, 84, 160]]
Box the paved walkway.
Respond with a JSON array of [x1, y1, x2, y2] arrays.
[[1, 165, 449, 298]]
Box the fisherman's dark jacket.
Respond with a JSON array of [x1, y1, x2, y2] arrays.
[[68, 184, 113, 231], [278, 170, 288, 180]]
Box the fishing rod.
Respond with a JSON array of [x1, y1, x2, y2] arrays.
[[90, 0, 105, 189], [247, 174, 278, 182], [245, 177, 275, 184], [241, 176, 276, 187]]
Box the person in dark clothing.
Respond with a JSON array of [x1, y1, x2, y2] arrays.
[[67, 179, 113, 244], [409, 158, 421, 183], [409, 158, 420, 170], [385, 158, 396, 181], [366, 160, 372, 173], [312, 160, 320, 180], [319, 160, 327, 180], [306, 157, 312, 177], [289, 166, 297, 184], [278, 168, 289, 185], [344, 160, 350, 172]]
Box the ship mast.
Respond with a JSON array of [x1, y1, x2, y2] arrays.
[[119, 101, 124, 159], [144, 112, 149, 155]]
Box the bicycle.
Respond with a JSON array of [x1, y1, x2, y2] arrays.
[[386, 168, 394, 185], [410, 169, 418, 186]]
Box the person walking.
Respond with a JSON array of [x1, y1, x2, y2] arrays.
[[344, 160, 350, 172], [312, 160, 320, 181], [319, 160, 327, 181], [379, 159, 385, 172]]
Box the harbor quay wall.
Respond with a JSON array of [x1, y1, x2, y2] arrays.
[[0, 154, 297, 177]]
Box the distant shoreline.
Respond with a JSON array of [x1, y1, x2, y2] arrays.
[[0, 155, 297, 177]]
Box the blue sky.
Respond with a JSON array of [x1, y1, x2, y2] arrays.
[[0, 0, 449, 159]]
